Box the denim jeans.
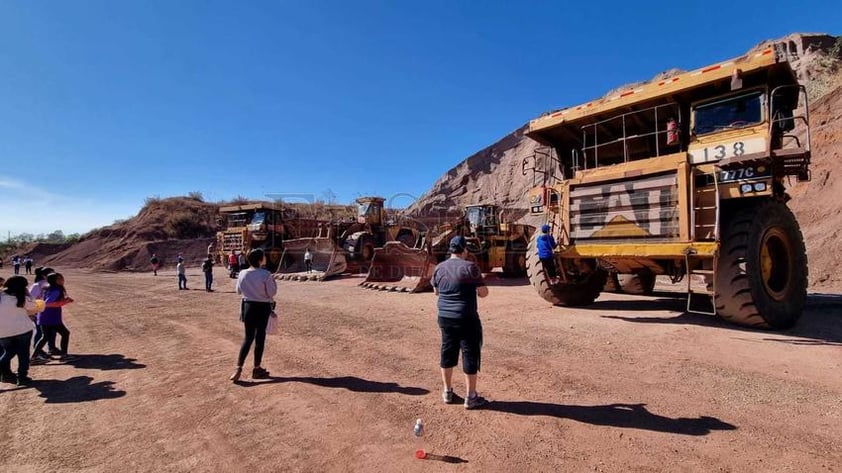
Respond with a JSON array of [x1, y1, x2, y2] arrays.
[[0, 331, 33, 378], [204, 272, 213, 291], [178, 274, 187, 290]]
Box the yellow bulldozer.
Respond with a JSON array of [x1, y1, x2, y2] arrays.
[[276, 196, 427, 281], [361, 204, 533, 292]]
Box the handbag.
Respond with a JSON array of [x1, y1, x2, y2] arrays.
[[266, 311, 279, 335]]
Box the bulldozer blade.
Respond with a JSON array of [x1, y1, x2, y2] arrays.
[[276, 237, 347, 281], [361, 242, 437, 293]]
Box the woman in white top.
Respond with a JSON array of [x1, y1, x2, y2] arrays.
[[0, 276, 37, 385], [230, 249, 278, 382]]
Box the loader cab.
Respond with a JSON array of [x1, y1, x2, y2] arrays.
[[247, 210, 283, 234], [466, 205, 500, 237], [356, 197, 386, 227]]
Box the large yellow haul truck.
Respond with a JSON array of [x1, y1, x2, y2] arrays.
[[523, 46, 811, 329]]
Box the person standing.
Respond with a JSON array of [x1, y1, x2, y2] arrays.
[[537, 224, 559, 285], [238, 252, 247, 272], [304, 248, 313, 273], [228, 250, 239, 277], [32, 272, 75, 363], [177, 257, 187, 290], [29, 267, 59, 356], [0, 276, 37, 385], [432, 235, 489, 409], [150, 254, 160, 276], [24, 257, 33, 275], [12, 255, 20, 275], [230, 248, 277, 382], [202, 254, 214, 292]]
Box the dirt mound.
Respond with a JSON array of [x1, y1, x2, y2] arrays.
[[408, 33, 842, 292], [788, 82, 842, 290], [43, 197, 219, 271]]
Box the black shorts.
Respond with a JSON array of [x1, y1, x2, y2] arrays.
[[438, 316, 482, 375]]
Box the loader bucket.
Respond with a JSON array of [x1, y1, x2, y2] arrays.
[[276, 237, 347, 281], [360, 242, 437, 293]]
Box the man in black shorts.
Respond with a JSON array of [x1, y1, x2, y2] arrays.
[[432, 235, 489, 409]]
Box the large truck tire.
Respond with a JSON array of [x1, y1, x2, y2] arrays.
[[618, 270, 656, 295], [502, 239, 528, 277], [715, 201, 807, 329], [526, 232, 605, 306]]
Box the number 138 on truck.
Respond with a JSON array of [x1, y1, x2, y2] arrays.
[[522, 46, 811, 329]]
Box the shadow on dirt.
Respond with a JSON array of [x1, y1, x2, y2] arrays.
[[60, 354, 146, 371], [30, 376, 126, 404], [485, 401, 736, 436], [595, 293, 842, 345], [235, 375, 430, 395], [421, 453, 468, 463], [482, 275, 530, 287]]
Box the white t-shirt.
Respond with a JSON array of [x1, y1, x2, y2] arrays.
[[0, 293, 36, 338], [304, 251, 313, 261], [29, 280, 48, 317]]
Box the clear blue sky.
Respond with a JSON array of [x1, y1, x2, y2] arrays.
[[1, 0, 839, 236]]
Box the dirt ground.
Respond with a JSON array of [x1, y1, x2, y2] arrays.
[[0, 267, 840, 472]]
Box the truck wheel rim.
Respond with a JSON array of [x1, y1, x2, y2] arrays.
[[760, 228, 791, 301]]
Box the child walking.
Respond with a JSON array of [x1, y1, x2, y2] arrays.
[[32, 272, 75, 363]]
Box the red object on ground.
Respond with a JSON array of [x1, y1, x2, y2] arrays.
[[415, 449, 427, 459]]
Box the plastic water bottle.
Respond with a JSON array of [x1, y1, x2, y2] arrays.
[[413, 418, 426, 459]]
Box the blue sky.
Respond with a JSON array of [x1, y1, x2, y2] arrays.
[[1, 0, 839, 236]]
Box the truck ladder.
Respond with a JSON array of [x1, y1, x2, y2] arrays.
[[686, 166, 721, 315]]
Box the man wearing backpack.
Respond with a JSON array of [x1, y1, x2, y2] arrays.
[[202, 254, 214, 292]]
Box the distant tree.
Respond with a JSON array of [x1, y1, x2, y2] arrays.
[[323, 188, 337, 205], [187, 191, 205, 202], [46, 230, 65, 243], [13, 233, 34, 244]]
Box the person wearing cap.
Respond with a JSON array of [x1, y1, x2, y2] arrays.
[[432, 235, 489, 409], [176, 256, 187, 290], [537, 224, 559, 285]]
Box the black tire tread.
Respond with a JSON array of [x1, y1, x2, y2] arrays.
[[715, 200, 807, 329], [526, 233, 605, 306], [618, 270, 656, 295]]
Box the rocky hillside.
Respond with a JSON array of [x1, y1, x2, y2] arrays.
[[43, 197, 219, 271], [408, 33, 842, 290]]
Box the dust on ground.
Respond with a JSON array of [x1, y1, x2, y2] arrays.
[[1, 268, 840, 472]]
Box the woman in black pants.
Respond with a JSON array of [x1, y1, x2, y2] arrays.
[[230, 249, 278, 382]]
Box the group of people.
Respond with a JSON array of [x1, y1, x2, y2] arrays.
[[0, 266, 75, 386], [149, 253, 217, 292], [227, 250, 248, 278], [3, 255, 35, 275], [228, 236, 490, 409]]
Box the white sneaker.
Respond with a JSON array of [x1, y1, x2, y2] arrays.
[[442, 388, 454, 404]]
